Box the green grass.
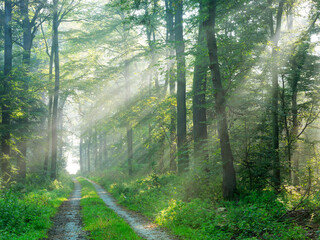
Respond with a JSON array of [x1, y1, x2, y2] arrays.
[[90, 171, 311, 240], [0, 173, 73, 240], [78, 177, 143, 240]]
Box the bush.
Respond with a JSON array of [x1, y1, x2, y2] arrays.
[[93, 171, 309, 240], [0, 174, 73, 239]]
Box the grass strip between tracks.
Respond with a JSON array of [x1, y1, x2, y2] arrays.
[[78, 177, 143, 240]]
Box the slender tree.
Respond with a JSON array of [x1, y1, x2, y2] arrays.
[[165, 0, 177, 172], [205, 0, 236, 199], [51, 0, 60, 180], [125, 60, 133, 176], [18, 0, 45, 179], [1, 0, 13, 182], [193, 2, 208, 168], [268, 0, 285, 191], [175, 0, 189, 173]]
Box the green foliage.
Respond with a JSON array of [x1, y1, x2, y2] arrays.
[[78, 177, 142, 240], [92, 172, 309, 240], [0, 174, 73, 240], [155, 191, 307, 239]]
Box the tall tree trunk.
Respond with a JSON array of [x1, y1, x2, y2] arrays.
[[79, 137, 83, 173], [291, 73, 299, 185], [205, 0, 236, 199], [17, 0, 33, 180], [193, 4, 208, 169], [124, 60, 133, 176], [1, 0, 12, 182], [44, 97, 53, 173], [44, 44, 54, 174], [175, 0, 189, 173], [269, 0, 284, 191], [127, 127, 133, 175], [87, 135, 91, 172], [94, 129, 98, 171], [165, 0, 177, 172], [288, 13, 319, 185], [103, 132, 108, 167], [51, 0, 60, 180]]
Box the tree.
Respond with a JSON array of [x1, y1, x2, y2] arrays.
[[175, 0, 189, 173], [1, 0, 13, 182], [268, 0, 285, 191], [165, 0, 177, 172], [50, 0, 60, 180], [49, 0, 79, 179], [193, 2, 208, 168], [125, 60, 133, 176], [205, 0, 236, 199], [17, 0, 45, 180]]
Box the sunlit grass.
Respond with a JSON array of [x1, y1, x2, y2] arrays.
[[91, 172, 311, 240], [0, 175, 73, 240], [78, 177, 142, 240]]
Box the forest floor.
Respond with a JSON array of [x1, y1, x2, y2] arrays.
[[45, 178, 178, 240], [45, 179, 88, 240], [84, 177, 179, 240]]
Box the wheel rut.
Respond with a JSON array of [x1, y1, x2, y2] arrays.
[[85, 178, 178, 240], [45, 179, 88, 240]]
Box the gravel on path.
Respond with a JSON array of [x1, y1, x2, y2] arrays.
[[85, 178, 178, 240], [45, 179, 88, 240]]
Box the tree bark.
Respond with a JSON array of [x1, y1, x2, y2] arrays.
[[17, 0, 33, 180], [127, 127, 133, 176], [87, 135, 91, 172], [193, 3, 208, 169], [79, 137, 83, 173], [124, 60, 133, 176], [44, 41, 54, 174], [175, 0, 189, 173], [269, 0, 284, 191], [165, 0, 177, 172], [1, 0, 13, 182], [205, 0, 236, 199], [51, 0, 60, 180]]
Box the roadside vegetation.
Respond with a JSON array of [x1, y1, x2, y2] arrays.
[[0, 173, 73, 240], [78, 177, 142, 240], [91, 170, 320, 240]]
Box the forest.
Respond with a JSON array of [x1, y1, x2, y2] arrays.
[[0, 0, 320, 239]]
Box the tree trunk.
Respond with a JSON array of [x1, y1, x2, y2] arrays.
[[44, 97, 53, 173], [205, 0, 236, 199], [175, 0, 189, 173], [1, 0, 13, 183], [124, 60, 133, 176], [193, 4, 208, 169], [127, 127, 133, 176], [44, 43, 54, 174], [79, 137, 83, 173], [269, 0, 284, 191], [291, 75, 299, 185], [94, 129, 98, 171], [165, 0, 177, 172], [17, 0, 33, 180], [103, 132, 108, 167], [87, 135, 91, 172], [51, 0, 60, 180]]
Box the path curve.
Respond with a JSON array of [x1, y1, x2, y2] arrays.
[[85, 178, 177, 240], [46, 179, 88, 240]]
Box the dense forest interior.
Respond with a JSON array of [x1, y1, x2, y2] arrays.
[[0, 0, 320, 239]]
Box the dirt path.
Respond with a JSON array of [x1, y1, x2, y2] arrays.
[[85, 178, 178, 240], [45, 179, 88, 240]]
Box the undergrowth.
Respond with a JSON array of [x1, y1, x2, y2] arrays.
[[78, 177, 142, 240], [90, 170, 314, 239], [0, 173, 73, 240]]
